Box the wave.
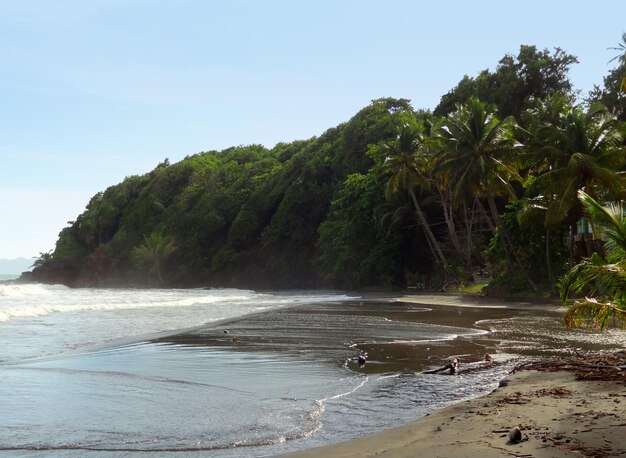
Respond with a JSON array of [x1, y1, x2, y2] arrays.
[[0, 284, 357, 323]]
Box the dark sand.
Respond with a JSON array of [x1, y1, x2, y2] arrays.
[[282, 369, 626, 457], [279, 295, 626, 457]]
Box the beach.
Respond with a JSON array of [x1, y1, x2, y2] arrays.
[[282, 368, 626, 457], [283, 295, 626, 457], [2, 287, 625, 456]]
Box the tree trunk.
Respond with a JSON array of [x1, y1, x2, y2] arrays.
[[486, 192, 539, 294], [475, 199, 497, 234], [409, 189, 454, 278], [464, 199, 480, 268], [569, 222, 576, 268], [439, 187, 467, 271], [546, 229, 558, 296]]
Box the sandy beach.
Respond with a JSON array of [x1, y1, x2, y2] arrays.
[[281, 295, 626, 457], [282, 368, 626, 457], [4, 288, 624, 456]]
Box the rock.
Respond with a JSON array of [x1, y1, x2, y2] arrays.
[[508, 426, 522, 443]]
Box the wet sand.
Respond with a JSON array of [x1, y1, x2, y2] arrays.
[[280, 294, 626, 457], [281, 369, 626, 457]]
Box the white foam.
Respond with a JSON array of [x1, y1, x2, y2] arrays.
[[0, 284, 357, 323]]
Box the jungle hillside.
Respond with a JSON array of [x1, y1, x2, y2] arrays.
[[28, 42, 626, 296]]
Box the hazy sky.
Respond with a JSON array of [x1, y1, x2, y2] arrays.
[[1, 0, 624, 259]]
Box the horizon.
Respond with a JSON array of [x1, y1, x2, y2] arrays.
[[1, 0, 625, 259], [0, 257, 33, 276]]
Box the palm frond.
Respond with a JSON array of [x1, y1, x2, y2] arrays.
[[564, 297, 626, 330], [560, 255, 626, 302], [578, 190, 626, 259]]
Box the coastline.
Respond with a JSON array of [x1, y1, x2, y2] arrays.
[[5, 288, 624, 456], [280, 367, 626, 457], [279, 294, 626, 457], [397, 292, 565, 311]]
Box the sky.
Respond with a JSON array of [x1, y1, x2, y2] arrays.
[[0, 0, 624, 259]]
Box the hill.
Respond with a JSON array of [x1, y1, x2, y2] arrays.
[[29, 98, 419, 289], [25, 43, 626, 294]]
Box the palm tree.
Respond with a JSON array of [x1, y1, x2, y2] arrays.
[[434, 98, 537, 291], [526, 102, 625, 265], [608, 31, 626, 93], [515, 196, 560, 296], [436, 98, 522, 223], [132, 231, 177, 284], [31, 251, 53, 269], [380, 123, 453, 277], [560, 190, 626, 329]]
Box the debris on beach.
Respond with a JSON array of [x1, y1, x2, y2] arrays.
[[513, 350, 626, 384], [424, 354, 494, 375], [424, 358, 459, 375]]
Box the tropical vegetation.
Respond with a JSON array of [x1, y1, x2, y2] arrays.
[[29, 40, 626, 328], [560, 191, 626, 329]]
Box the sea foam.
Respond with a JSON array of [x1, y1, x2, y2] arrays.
[[0, 283, 354, 323]]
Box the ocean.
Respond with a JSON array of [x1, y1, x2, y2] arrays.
[[1, 284, 623, 457]]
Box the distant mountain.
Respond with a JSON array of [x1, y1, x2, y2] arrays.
[[0, 257, 33, 275]]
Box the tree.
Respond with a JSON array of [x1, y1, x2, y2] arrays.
[[378, 123, 453, 278], [435, 45, 578, 119], [316, 171, 404, 288], [526, 101, 625, 266], [31, 251, 53, 269], [515, 197, 558, 295], [560, 191, 626, 329], [435, 97, 538, 291], [608, 32, 626, 94], [587, 34, 626, 121], [520, 94, 580, 291], [132, 231, 177, 284]]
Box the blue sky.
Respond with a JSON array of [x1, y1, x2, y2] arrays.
[[1, 0, 624, 259]]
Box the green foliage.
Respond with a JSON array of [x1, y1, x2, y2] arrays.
[[588, 64, 626, 121], [560, 191, 626, 329], [563, 298, 626, 329], [608, 32, 626, 94], [376, 121, 452, 277], [132, 231, 177, 284], [31, 251, 53, 269], [316, 171, 405, 288], [588, 33, 626, 120], [334, 98, 414, 177], [38, 42, 626, 298], [435, 97, 522, 206], [525, 100, 625, 229], [486, 201, 567, 287], [43, 98, 416, 288], [435, 45, 578, 118]]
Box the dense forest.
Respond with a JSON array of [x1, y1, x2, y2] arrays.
[[29, 41, 626, 303]]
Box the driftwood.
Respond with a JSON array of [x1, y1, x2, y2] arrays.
[[513, 351, 626, 383], [424, 354, 493, 375], [424, 358, 459, 375]]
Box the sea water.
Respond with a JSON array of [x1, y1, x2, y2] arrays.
[[0, 285, 351, 363], [1, 285, 623, 457]]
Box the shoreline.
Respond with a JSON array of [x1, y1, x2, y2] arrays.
[[279, 294, 625, 457], [397, 292, 566, 311], [281, 367, 626, 457]]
